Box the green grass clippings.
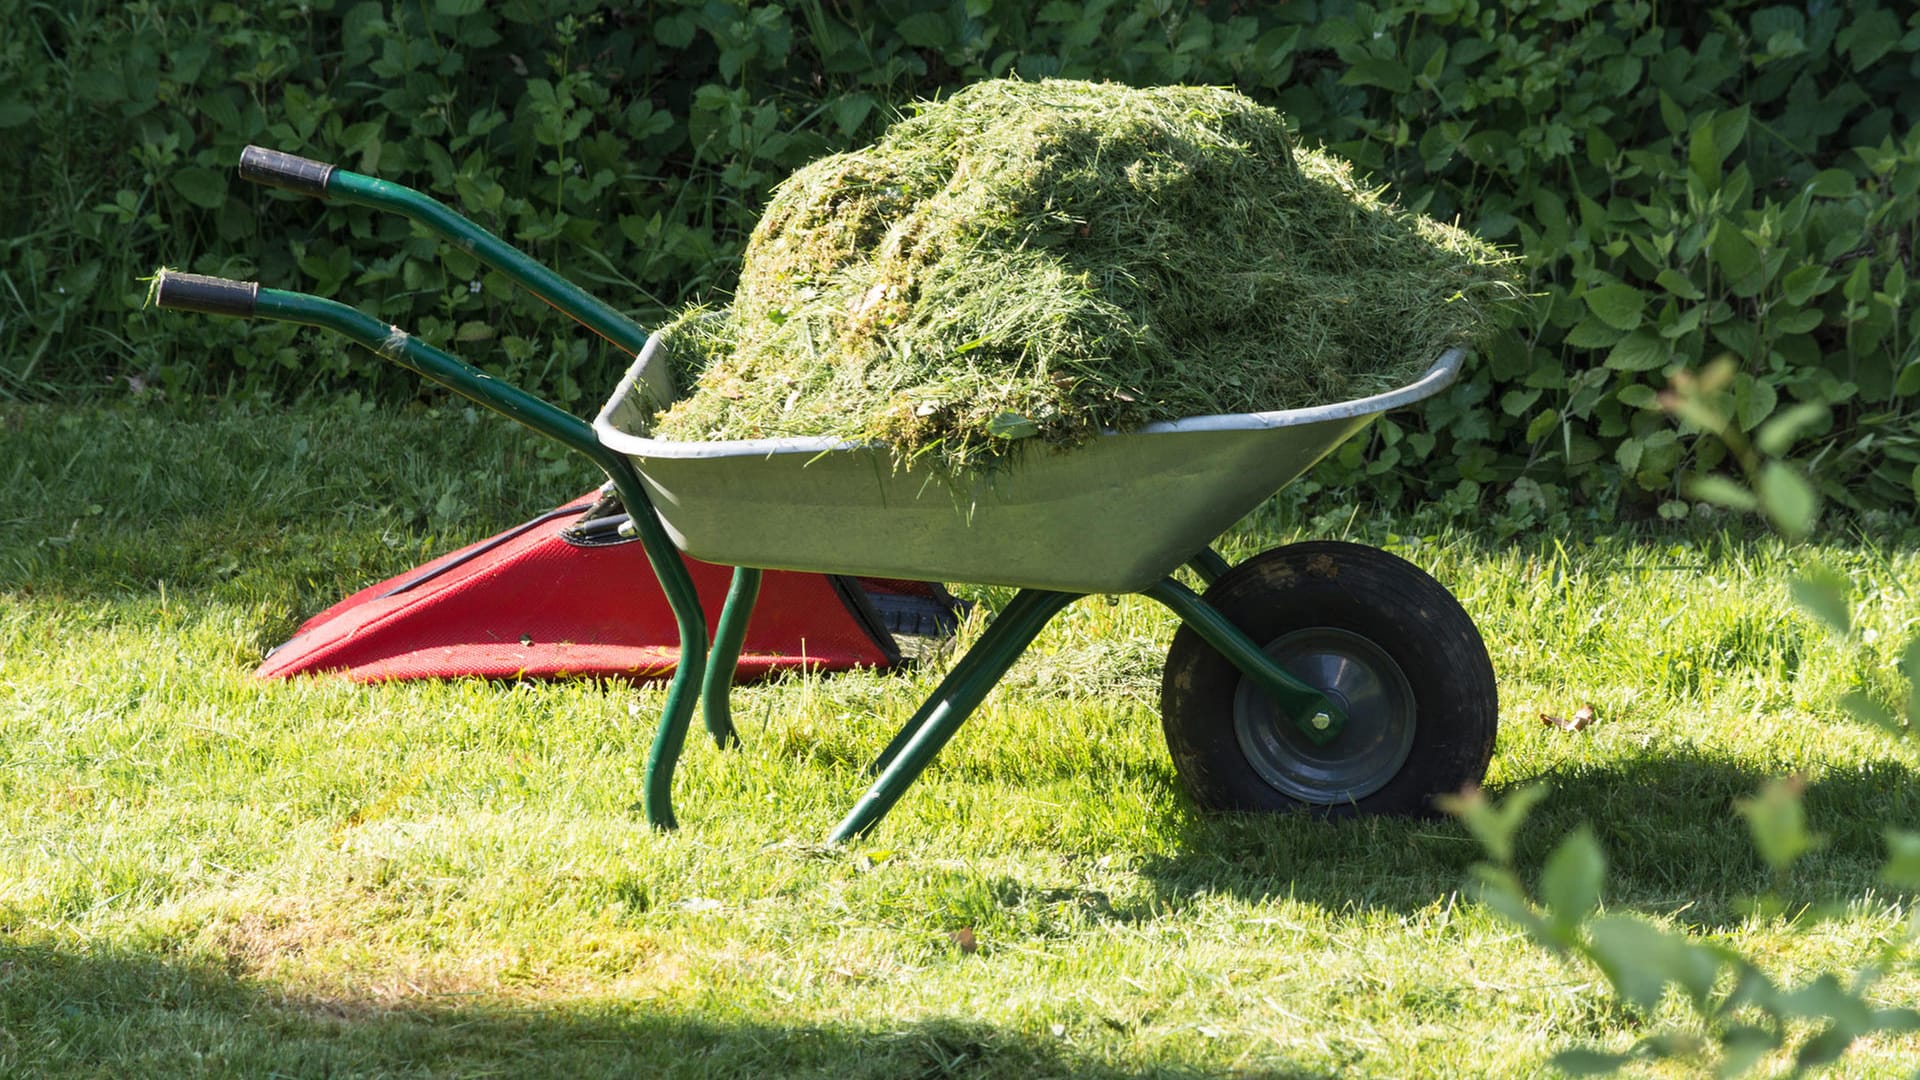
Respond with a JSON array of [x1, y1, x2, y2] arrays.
[[649, 79, 1521, 473]]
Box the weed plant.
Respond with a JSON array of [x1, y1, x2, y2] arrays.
[[648, 79, 1520, 474]]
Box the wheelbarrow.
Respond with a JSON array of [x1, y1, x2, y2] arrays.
[[153, 146, 1499, 841]]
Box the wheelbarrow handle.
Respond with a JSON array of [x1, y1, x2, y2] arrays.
[[238, 146, 335, 197], [233, 144, 650, 356], [151, 271, 259, 318]]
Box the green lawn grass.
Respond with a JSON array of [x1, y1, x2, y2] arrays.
[[3, 399, 1917, 1078]]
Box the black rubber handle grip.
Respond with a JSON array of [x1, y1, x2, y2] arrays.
[[153, 271, 259, 317], [238, 145, 335, 196]]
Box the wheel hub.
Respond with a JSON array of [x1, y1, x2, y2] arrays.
[[1232, 626, 1416, 805]]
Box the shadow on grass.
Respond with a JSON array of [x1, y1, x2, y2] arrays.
[[0, 401, 565, 605], [1139, 748, 1920, 931], [0, 940, 1334, 1080]]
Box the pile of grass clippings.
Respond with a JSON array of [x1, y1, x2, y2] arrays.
[[649, 79, 1521, 474]]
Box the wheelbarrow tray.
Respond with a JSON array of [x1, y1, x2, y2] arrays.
[[594, 339, 1465, 595]]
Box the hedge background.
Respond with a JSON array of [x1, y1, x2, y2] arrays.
[[4, 0, 1917, 522]]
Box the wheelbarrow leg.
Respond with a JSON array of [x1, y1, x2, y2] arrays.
[[700, 566, 762, 748], [1186, 547, 1232, 587], [832, 588, 1079, 843]]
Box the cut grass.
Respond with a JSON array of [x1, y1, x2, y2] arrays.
[[3, 398, 1919, 1077], [649, 79, 1521, 474]]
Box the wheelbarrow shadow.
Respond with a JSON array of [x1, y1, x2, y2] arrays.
[[1136, 747, 1920, 934]]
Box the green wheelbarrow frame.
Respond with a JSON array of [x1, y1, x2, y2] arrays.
[[154, 146, 1463, 842]]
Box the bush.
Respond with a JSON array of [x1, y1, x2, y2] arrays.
[[4, 0, 1915, 516]]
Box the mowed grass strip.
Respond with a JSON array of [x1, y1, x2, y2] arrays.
[[2, 399, 1917, 1078]]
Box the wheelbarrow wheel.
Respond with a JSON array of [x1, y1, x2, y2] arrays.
[[1160, 541, 1496, 817]]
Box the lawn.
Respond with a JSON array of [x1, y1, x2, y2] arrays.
[[2, 398, 1917, 1078]]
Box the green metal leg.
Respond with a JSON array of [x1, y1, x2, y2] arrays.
[[832, 589, 1079, 843], [701, 566, 762, 748], [1187, 547, 1232, 586], [630, 493, 708, 831], [1143, 577, 1346, 745]]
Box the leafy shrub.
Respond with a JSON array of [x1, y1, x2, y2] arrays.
[[3, 0, 1915, 515]]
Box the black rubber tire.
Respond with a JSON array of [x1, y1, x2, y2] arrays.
[[1160, 541, 1497, 817]]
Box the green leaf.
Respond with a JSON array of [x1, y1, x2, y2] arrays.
[[169, 167, 228, 210], [1605, 331, 1668, 372], [1780, 264, 1829, 306], [1758, 461, 1818, 537], [1585, 284, 1645, 331], [1844, 259, 1872, 304], [1616, 437, 1644, 476], [1686, 474, 1758, 512], [1525, 410, 1559, 443], [1755, 402, 1827, 456], [1710, 105, 1750, 162], [1733, 374, 1777, 432], [1657, 90, 1686, 138], [896, 12, 952, 48], [1689, 122, 1725, 190], [1658, 305, 1703, 341], [1788, 562, 1850, 636], [1839, 8, 1901, 71], [1779, 974, 1869, 1032], [1737, 778, 1819, 874], [0, 99, 34, 128], [655, 14, 696, 48], [1500, 388, 1541, 416], [1805, 168, 1856, 198], [1437, 783, 1545, 866], [434, 0, 484, 12], [1540, 827, 1605, 934], [985, 412, 1038, 439], [1654, 269, 1703, 300], [1616, 384, 1659, 410], [1587, 916, 1716, 1011], [74, 69, 124, 104], [1840, 691, 1901, 738], [1464, 864, 1555, 946], [1566, 318, 1626, 349], [1771, 307, 1822, 335], [1899, 360, 1920, 397], [1882, 830, 1920, 889], [1712, 226, 1763, 293], [832, 93, 875, 136], [1687, 107, 1749, 190], [1341, 57, 1412, 94]]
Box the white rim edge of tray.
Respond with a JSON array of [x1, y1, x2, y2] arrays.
[[593, 343, 1468, 460]]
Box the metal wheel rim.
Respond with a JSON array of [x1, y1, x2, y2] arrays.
[[1232, 626, 1417, 805]]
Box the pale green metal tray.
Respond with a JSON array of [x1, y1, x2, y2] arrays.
[[594, 338, 1465, 594]]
